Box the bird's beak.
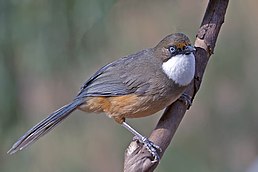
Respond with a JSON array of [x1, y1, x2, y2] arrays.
[[184, 45, 196, 55]]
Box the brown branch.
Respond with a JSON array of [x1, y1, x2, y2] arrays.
[[124, 0, 229, 171]]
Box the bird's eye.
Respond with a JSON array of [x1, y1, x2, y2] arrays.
[[169, 46, 176, 54]]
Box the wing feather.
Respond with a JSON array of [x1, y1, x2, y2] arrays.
[[75, 49, 156, 99]]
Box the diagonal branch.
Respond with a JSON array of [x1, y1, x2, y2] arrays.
[[124, 0, 229, 171]]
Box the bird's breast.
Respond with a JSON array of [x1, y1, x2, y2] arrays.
[[162, 53, 195, 86]]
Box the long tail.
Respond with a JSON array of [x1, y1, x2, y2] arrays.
[[7, 99, 84, 155]]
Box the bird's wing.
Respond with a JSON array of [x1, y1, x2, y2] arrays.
[[75, 49, 157, 99]]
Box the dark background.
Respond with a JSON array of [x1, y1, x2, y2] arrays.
[[1, 0, 258, 171]]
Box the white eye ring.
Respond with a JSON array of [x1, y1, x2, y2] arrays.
[[169, 46, 176, 54]]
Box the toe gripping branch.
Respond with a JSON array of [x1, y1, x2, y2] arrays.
[[121, 122, 162, 163], [179, 93, 193, 109]]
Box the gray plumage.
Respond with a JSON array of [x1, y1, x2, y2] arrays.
[[7, 99, 84, 154], [7, 33, 195, 156], [76, 49, 166, 99]]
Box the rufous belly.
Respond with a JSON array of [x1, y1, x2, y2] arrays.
[[78, 93, 178, 121]]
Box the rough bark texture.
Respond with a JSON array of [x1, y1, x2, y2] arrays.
[[124, 0, 229, 171]]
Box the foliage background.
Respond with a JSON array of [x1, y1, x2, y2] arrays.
[[1, 0, 258, 171]]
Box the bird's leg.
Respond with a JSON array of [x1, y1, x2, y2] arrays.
[[121, 121, 161, 162], [179, 93, 192, 109]]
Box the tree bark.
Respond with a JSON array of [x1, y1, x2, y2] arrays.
[[124, 0, 229, 171]]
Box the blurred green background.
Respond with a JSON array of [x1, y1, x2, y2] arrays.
[[1, 0, 258, 171]]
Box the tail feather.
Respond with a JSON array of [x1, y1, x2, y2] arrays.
[[7, 99, 84, 155]]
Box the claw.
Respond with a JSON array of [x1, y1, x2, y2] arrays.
[[121, 122, 161, 163], [179, 93, 192, 109], [133, 136, 162, 163], [137, 136, 161, 163]]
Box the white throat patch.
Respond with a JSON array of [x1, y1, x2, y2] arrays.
[[162, 53, 195, 86]]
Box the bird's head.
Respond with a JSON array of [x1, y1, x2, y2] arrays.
[[154, 33, 195, 62], [154, 33, 196, 86]]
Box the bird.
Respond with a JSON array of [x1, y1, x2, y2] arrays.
[[8, 33, 195, 162]]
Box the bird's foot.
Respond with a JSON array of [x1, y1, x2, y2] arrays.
[[133, 136, 162, 163], [121, 122, 161, 162], [179, 93, 192, 109]]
